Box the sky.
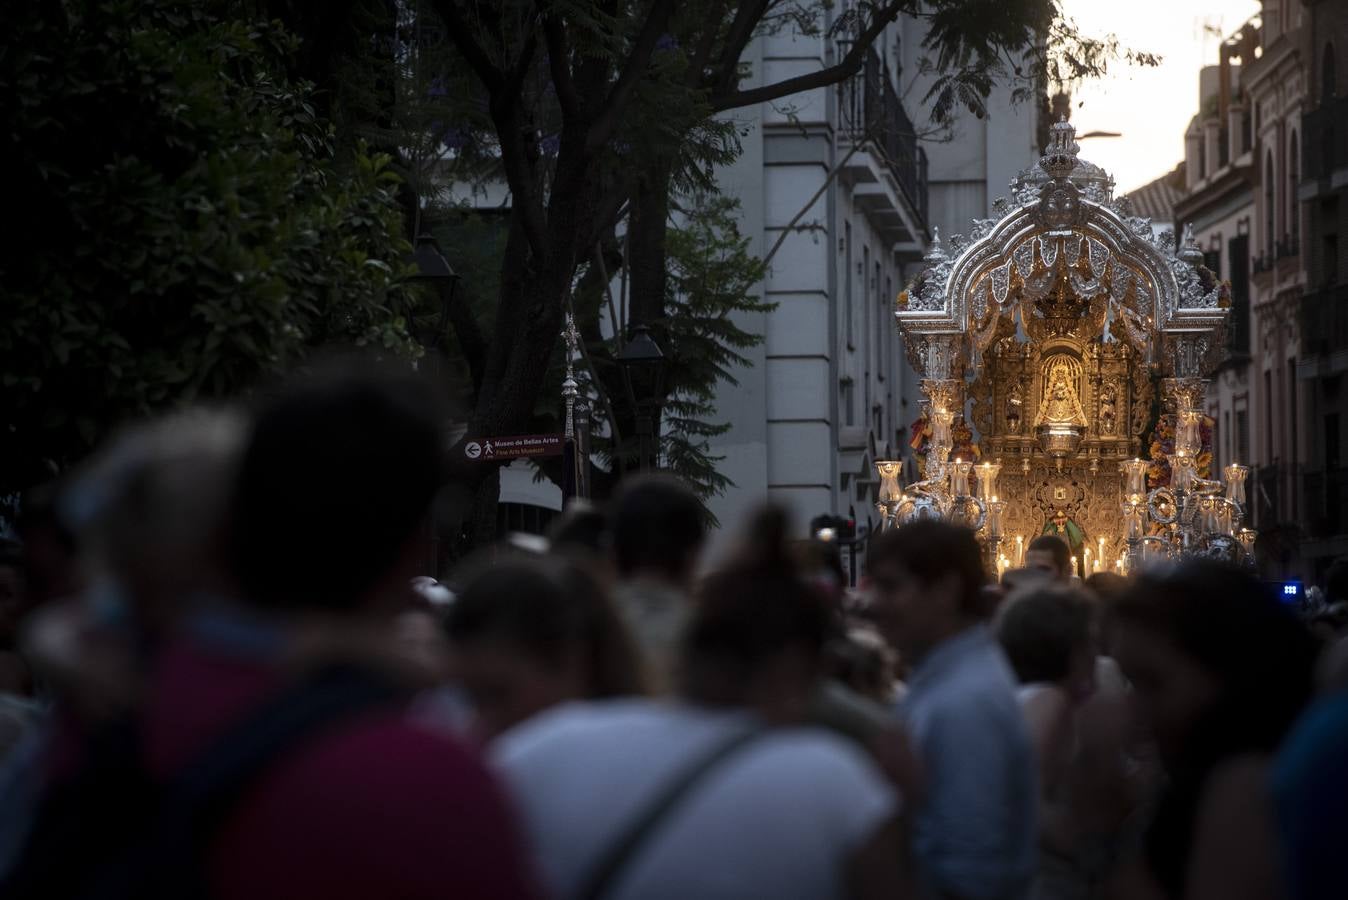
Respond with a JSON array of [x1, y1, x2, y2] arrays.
[[1061, 0, 1262, 195]]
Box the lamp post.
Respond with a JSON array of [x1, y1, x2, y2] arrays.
[[408, 231, 458, 576], [617, 325, 667, 473], [409, 231, 460, 349]]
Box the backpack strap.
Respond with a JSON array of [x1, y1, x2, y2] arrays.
[[92, 665, 401, 900], [574, 725, 764, 900]]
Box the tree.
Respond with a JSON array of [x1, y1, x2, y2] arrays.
[[425, 0, 1154, 543], [0, 0, 418, 497]]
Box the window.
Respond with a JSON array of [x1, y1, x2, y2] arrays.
[[1203, 247, 1221, 275], [1236, 408, 1250, 464], [1227, 234, 1250, 352], [842, 380, 855, 427], [880, 275, 892, 383], [1265, 151, 1276, 257], [862, 245, 871, 410], [844, 222, 854, 350], [1289, 131, 1300, 244], [1289, 357, 1298, 517], [1225, 410, 1232, 468], [1324, 43, 1337, 105], [1324, 44, 1337, 175], [1264, 370, 1273, 462]]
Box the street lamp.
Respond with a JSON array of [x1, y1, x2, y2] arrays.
[[408, 230, 459, 578], [616, 325, 666, 473], [409, 231, 459, 349]]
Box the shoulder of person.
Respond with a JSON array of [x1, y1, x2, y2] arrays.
[[491, 698, 672, 765]]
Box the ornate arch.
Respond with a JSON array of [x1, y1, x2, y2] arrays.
[[896, 120, 1231, 382]]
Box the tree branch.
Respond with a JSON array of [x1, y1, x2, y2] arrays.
[[585, 0, 676, 154], [431, 0, 504, 93], [686, 0, 734, 87], [709, 0, 907, 112], [445, 288, 487, 393], [711, 0, 770, 94], [501, 26, 541, 109], [761, 136, 867, 267], [538, 5, 582, 117]]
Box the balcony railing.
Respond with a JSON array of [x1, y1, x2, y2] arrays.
[[1275, 234, 1300, 260], [1301, 285, 1348, 358], [1303, 468, 1348, 538], [1254, 252, 1273, 274], [839, 45, 929, 226]]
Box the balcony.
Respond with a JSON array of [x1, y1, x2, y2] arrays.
[[838, 44, 929, 245], [1253, 252, 1274, 274], [1275, 234, 1300, 260], [1300, 285, 1348, 365], [1303, 468, 1348, 538], [1301, 96, 1348, 195]]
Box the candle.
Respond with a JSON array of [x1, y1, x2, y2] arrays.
[[1224, 463, 1249, 505], [1084, 547, 1092, 574], [875, 459, 903, 503], [1122, 458, 1149, 501], [1015, 535, 1024, 567], [1097, 536, 1107, 571], [976, 461, 1001, 502], [987, 498, 1005, 538], [951, 459, 973, 497]]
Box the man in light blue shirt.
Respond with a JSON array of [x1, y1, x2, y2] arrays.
[[867, 521, 1037, 900]]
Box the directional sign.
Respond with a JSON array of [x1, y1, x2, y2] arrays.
[[462, 433, 564, 461]]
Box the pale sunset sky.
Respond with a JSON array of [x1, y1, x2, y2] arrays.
[[1062, 0, 1263, 195]]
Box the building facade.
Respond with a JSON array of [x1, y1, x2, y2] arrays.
[[1169, 2, 1348, 582], [1245, 1, 1308, 568], [1299, 0, 1348, 579], [1173, 52, 1257, 513], [705, 9, 1041, 546]]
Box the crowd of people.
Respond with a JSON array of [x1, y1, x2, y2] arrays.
[[0, 365, 1346, 900]]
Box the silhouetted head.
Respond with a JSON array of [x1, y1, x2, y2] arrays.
[[682, 507, 832, 720], [446, 556, 642, 739], [1026, 534, 1071, 581], [997, 586, 1094, 699], [228, 366, 443, 614], [611, 475, 704, 587], [1105, 559, 1315, 771], [865, 520, 986, 662]]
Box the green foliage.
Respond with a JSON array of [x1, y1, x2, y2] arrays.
[[656, 193, 772, 505], [0, 0, 418, 494]]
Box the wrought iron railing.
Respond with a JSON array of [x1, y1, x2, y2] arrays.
[[838, 44, 928, 227], [1276, 234, 1300, 260]]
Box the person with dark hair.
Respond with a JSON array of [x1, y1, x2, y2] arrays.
[[866, 521, 1036, 900], [1273, 664, 1348, 900], [445, 557, 644, 740], [1105, 560, 1316, 900], [491, 507, 909, 899], [996, 588, 1097, 899], [3, 369, 541, 900], [1025, 534, 1073, 583], [608, 475, 706, 691]]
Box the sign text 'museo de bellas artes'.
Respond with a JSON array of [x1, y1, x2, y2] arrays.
[[462, 433, 564, 461]]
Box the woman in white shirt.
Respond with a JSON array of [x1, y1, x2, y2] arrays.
[[492, 509, 909, 900]]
